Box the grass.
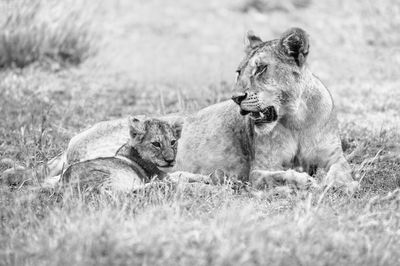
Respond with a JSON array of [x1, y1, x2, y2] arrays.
[[0, 0, 95, 68], [1, 0, 400, 265]]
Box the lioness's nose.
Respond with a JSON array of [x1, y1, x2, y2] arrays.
[[231, 92, 247, 105]]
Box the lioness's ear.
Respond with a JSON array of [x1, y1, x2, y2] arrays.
[[128, 115, 146, 140], [279, 27, 309, 67], [246, 30, 263, 49], [172, 118, 184, 139]]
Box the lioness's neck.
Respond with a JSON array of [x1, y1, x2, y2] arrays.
[[280, 69, 334, 131]]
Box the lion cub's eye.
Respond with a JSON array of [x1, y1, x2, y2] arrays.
[[255, 64, 268, 76], [170, 140, 176, 146], [151, 142, 161, 148]]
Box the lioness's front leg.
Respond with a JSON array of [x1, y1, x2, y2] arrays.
[[250, 169, 316, 190], [248, 126, 317, 190], [167, 171, 211, 184], [313, 127, 359, 194], [167, 170, 231, 185]]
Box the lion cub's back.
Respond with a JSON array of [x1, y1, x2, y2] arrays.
[[66, 118, 130, 164]]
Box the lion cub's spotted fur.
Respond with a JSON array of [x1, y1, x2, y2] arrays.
[[2, 116, 183, 191], [54, 116, 183, 192]]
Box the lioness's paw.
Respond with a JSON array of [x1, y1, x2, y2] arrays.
[[209, 169, 227, 185], [324, 171, 359, 195], [346, 181, 359, 195], [335, 180, 359, 195], [322, 179, 359, 195], [250, 169, 317, 190], [167, 171, 211, 184]]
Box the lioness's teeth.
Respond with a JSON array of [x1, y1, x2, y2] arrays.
[[259, 112, 265, 118]]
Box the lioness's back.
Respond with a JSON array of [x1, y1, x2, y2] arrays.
[[62, 157, 145, 192], [67, 118, 129, 164]]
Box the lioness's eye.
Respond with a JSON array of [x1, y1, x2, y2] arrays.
[[151, 142, 161, 148], [171, 140, 176, 146], [255, 64, 268, 75]]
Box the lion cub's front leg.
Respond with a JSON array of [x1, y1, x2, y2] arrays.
[[250, 169, 316, 190]]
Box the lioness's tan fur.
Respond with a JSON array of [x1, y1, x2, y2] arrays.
[[230, 28, 357, 192]]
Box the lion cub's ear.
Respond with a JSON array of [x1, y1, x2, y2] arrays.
[[172, 118, 184, 139], [279, 27, 310, 67], [128, 115, 146, 141], [246, 30, 263, 49]]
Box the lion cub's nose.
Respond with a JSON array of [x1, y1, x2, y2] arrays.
[[231, 92, 247, 105], [165, 158, 175, 164]]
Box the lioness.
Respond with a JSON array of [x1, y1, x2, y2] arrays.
[[173, 27, 358, 192], [2, 27, 357, 193]]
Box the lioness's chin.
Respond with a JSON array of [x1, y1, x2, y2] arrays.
[[254, 121, 278, 135]]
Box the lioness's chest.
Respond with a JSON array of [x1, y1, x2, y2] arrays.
[[253, 126, 318, 173]]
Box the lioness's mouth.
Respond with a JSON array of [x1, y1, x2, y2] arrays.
[[241, 106, 278, 124]]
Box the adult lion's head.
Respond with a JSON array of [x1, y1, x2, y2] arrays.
[[232, 27, 310, 134]]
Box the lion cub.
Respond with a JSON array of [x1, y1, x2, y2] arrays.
[[53, 116, 183, 192]]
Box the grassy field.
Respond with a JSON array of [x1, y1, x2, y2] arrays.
[[1, 0, 400, 265]]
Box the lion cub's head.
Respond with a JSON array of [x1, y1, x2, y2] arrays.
[[127, 116, 184, 168], [232, 27, 310, 134]]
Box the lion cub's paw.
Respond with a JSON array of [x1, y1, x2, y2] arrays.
[[1, 168, 33, 187], [42, 175, 62, 188]]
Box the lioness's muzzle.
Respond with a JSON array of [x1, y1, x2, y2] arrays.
[[231, 92, 278, 124], [231, 92, 247, 105]]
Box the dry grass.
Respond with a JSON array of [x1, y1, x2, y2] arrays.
[[1, 0, 400, 265], [0, 0, 95, 68]]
